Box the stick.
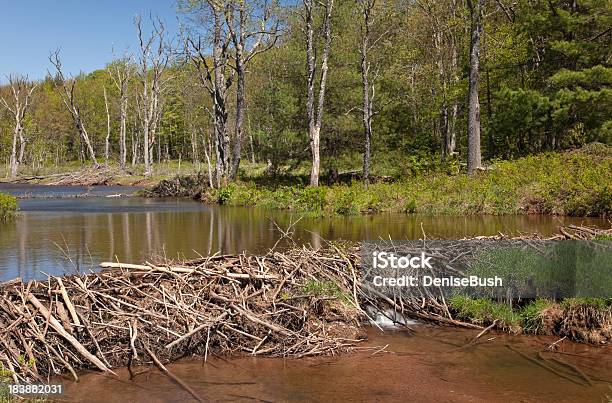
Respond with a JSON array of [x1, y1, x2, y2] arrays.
[[144, 345, 205, 403], [26, 293, 115, 375], [57, 277, 81, 327]]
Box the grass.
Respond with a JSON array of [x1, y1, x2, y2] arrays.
[[0, 193, 17, 221], [303, 280, 351, 303], [448, 295, 522, 332], [448, 296, 611, 338], [203, 145, 612, 217]]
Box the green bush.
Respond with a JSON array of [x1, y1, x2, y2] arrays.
[[0, 193, 17, 221]]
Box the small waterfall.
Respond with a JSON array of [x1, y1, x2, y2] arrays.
[[365, 305, 418, 328]]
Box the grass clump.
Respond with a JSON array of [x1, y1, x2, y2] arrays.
[[303, 280, 350, 303], [0, 193, 17, 221], [448, 296, 522, 332], [520, 299, 556, 334]]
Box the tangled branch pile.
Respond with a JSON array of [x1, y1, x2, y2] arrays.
[[143, 174, 207, 198], [0, 247, 370, 383]]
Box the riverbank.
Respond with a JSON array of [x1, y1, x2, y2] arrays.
[[201, 145, 611, 217], [4, 145, 610, 218]]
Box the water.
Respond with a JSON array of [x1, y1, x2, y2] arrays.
[[0, 186, 608, 281], [61, 326, 612, 402]]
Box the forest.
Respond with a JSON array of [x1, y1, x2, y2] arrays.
[[0, 0, 610, 188]]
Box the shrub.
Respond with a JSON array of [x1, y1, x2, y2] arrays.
[[0, 192, 17, 221]]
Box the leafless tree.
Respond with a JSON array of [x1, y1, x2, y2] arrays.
[[49, 50, 98, 167], [303, 0, 334, 187], [103, 87, 111, 166], [108, 54, 133, 170], [0, 75, 37, 178], [467, 0, 483, 174], [225, 0, 280, 179], [185, 1, 234, 187], [135, 15, 172, 175]]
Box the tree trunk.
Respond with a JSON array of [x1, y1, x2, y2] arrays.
[[231, 46, 245, 180], [119, 99, 127, 170], [18, 131, 26, 165], [359, 0, 374, 188], [9, 125, 19, 179], [467, 0, 483, 174], [76, 117, 98, 166], [305, 0, 333, 187], [104, 87, 111, 166]]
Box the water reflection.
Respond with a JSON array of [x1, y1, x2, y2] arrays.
[[0, 197, 607, 281]]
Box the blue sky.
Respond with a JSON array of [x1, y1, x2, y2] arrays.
[[0, 1, 180, 83]]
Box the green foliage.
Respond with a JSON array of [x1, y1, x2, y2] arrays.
[[303, 280, 349, 302], [0, 193, 17, 221], [448, 296, 521, 330], [560, 297, 611, 310], [520, 299, 555, 334]]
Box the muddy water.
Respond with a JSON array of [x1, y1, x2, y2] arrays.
[[0, 186, 609, 281], [62, 326, 612, 402]]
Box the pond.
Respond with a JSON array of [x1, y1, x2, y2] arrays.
[[0, 185, 608, 281]]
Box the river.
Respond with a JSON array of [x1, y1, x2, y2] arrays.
[[62, 326, 611, 402], [0, 184, 608, 281]]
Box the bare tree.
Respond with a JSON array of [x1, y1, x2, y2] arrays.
[[357, 0, 377, 188], [185, 1, 234, 187], [303, 0, 334, 187], [467, 0, 483, 174], [135, 15, 172, 175], [108, 54, 132, 170], [225, 0, 280, 179], [49, 50, 98, 167], [0, 75, 37, 178], [103, 87, 112, 166]]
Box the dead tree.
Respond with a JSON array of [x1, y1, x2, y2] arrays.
[[225, 0, 280, 180], [135, 16, 171, 176], [0, 75, 37, 178], [467, 0, 483, 174], [103, 87, 112, 166], [49, 50, 98, 167], [108, 55, 133, 170], [185, 3, 234, 187], [303, 0, 334, 187]]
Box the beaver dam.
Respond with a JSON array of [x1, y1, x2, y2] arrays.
[[0, 225, 610, 387]]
